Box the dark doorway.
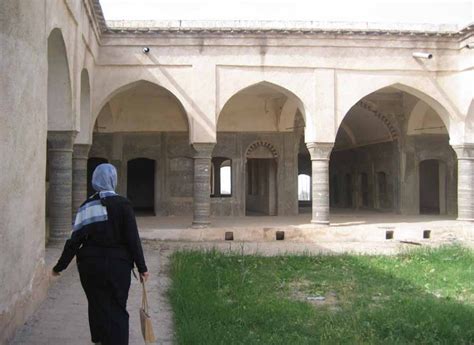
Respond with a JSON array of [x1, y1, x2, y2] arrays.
[[330, 174, 340, 207], [419, 159, 440, 214], [246, 158, 277, 216], [360, 172, 369, 207], [87, 157, 108, 197], [127, 158, 155, 214], [344, 173, 353, 208]]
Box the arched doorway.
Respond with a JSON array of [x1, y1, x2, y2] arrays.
[[46, 28, 73, 241], [216, 81, 305, 216], [419, 159, 447, 215], [245, 142, 278, 216], [333, 85, 456, 217], [91, 80, 190, 216], [127, 158, 155, 214]]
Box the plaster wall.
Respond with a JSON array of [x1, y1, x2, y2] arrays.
[[0, 1, 49, 342], [46, 0, 100, 136], [0, 1, 101, 342], [91, 31, 473, 145]]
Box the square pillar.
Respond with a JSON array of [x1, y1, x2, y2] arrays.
[[452, 144, 474, 221], [306, 142, 334, 225], [72, 144, 91, 219], [47, 131, 76, 240], [192, 143, 215, 227]]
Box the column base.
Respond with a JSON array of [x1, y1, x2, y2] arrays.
[[310, 220, 330, 226], [192, 221, 211, 229], [457, 217, 474, 222]]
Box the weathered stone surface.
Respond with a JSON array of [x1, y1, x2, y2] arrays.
[[47, 131, 76, 240], [192, 143, 216, 227], [306, 142, 334, 225], [453, 144, 474, 221], [72, 144, 91, 219]]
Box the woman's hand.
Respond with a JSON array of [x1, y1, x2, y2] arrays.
[[51, 269, 60, 277], [140, 271, 149, 283]]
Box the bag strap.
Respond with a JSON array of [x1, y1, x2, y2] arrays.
[[141, 281, 149, 312]]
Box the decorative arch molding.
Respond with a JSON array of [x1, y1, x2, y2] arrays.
[[356, 100, 399, 140], [337, 78, 460, 140], [246, 141, 279, 159]]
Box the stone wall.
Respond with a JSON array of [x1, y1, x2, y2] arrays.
[[329, 135, 457, 215], [90, 131, 301, 216], [330, 141, 398, 210]]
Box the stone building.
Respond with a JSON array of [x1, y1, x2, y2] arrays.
[[1, 0, 473, 342]]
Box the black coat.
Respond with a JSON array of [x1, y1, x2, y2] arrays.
[[53, 194, 148, 273]]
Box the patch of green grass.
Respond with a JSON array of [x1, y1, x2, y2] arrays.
[[168, 245, 474, 344]]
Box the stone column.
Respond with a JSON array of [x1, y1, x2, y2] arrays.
[[306, 142, 334, 225], [453, 144, 474, 221], [192, 143, 215, 227], [72, 144, 91, 220], [48, 131, 76, 240]]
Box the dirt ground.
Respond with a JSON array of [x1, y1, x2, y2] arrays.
[[9, 239, 470, 344]]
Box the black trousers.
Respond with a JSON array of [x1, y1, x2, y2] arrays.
[[78, 256, 132, 345]]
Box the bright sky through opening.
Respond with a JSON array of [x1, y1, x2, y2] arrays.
[[100, 0, 473, 25]]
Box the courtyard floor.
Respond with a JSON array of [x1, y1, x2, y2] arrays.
[[137, 210, 471, 243], [10, 236, 473, 344]]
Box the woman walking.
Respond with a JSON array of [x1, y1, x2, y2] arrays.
[[52, 163, 148, 345]]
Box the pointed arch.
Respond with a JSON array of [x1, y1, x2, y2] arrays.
[[90, 80, 191, 138], [407, 99, 448, 136], [47, 28, 72, 130], [338, 82, 454, 139], [217, 81, 307, 124], [246, 140, 279, 159], [76, 68, 91, 144], [465, 100, 474, 142], [340, 123, 357, 146], [337, 79, 456, 134]]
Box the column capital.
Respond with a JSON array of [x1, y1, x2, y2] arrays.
[[306, 142, 334, 160], [452, 144, 474, 160], [48, 131, 77, 151], [73, 144, 91, 159], [192, 143, 215, 159]]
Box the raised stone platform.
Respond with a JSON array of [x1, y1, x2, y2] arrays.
[[137, 210, 474, 243]]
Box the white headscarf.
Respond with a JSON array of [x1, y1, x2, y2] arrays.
[[72, 163, 117, 232], [92, 163, 117, 194]]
